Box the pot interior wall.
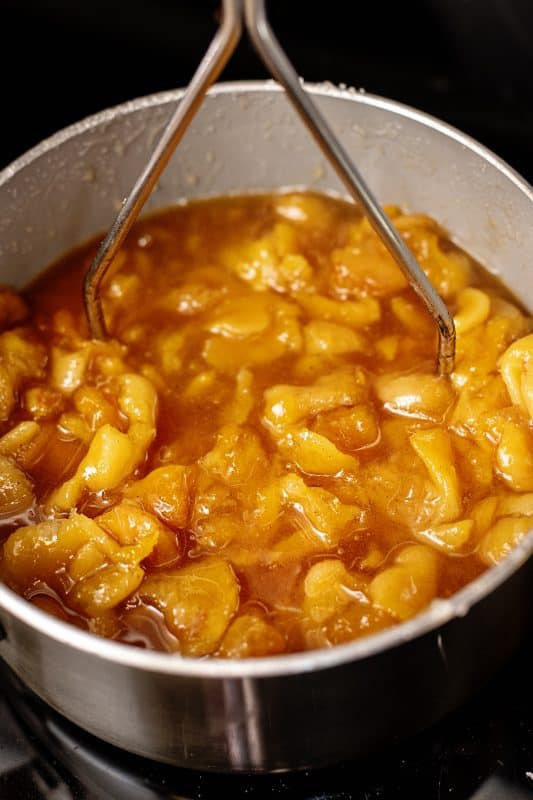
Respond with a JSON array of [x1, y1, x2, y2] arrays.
[[0, 84, 532, 310]]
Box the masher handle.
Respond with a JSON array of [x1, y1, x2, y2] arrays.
[[84, 0, 455, 375]]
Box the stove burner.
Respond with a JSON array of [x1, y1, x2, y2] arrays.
[[1, 639, 533, 800]]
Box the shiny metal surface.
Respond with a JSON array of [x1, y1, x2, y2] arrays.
[[245, 0, 455, 374], [0, 83, 532, 771], [84, 0, 455, 374], [83, 0, 242, 340]]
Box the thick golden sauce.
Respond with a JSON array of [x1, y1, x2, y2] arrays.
[[0, 192, 532, 657]]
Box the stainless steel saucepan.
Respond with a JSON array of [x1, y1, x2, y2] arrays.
[[0, 82, 532, 773]]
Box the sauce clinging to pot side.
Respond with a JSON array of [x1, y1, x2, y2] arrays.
[[0, 191, 532, 657]]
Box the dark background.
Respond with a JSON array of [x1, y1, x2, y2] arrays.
[[2, 0, 533, 179]]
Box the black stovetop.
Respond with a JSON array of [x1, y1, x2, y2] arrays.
[[2, 636, 533, 800]]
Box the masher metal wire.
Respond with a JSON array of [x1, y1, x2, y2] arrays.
[[83, 0, 455, 375]]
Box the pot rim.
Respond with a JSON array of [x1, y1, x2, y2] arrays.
[[0, 79, 532, 679]]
